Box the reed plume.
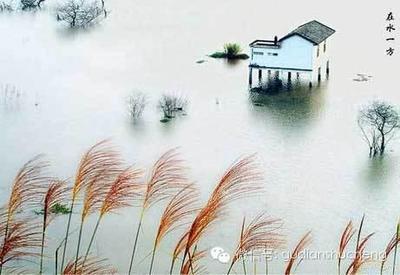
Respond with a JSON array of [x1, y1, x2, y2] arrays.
[[39, 180, 69, 274], [2, 156, 48, 237], [345, 232, 374, 275], [63, 256, 116, 274], [60, 140, 121, 272], [149, 184, 199, 275], [179, 155, 263, 274], [345, 214, 374, 275], [74, 152, 122, 272], [227, 213, 285, 275], [0, 219, 42, 273], [381, 231, 400, 275], [170, 231, 189, 274], [83, 167, 143, 264], [392, 222, 400, 275], [1, 156, 48, 275], [181, 246, 206, 275], [284, 231, 312, 275], [338, 221, 355, 275], [128, 149, 188, 274]]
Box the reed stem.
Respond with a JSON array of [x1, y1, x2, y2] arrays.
[[242, 256, 247, 275], [169, 257, 176, 275], [55, 248, 58, 275], [392, 222, 400, 275], [60, 200, 75, 272], [74, 218, 85, 273], [39, 211, 47, 274], [226, 261, 234, 275], [128, 211, 144, 275], [148, 242, 157, 275], [83, 216, 102, 266]]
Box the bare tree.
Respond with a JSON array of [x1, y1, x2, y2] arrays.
[[0, 1, 13, 11], [56, 0, 106, 28], [128, 93, 147, 120], [158, 94, 188, 120], [358, 101, 400, 157], [20, 0, 37, 9]]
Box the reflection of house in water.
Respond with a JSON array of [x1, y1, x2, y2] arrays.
[[249, 20, 335, 89]]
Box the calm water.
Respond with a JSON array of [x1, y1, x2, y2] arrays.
[[1, 0, 400, 274]]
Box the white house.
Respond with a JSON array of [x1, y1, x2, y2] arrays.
[[249, 20, 335, 87]]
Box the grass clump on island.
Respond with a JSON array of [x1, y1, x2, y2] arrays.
[[210, 43, 249, 60]]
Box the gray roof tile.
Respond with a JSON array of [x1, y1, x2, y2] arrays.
[[280, 20, 335, 45]]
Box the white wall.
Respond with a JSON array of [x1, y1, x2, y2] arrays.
[[250, 35, 314, 71], [312, 37, 331, 82]]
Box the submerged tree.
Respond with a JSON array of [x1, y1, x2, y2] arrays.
[[358, 101, 400, 157], [56, 0, 107, 28], [128, 93, 147, 121], [0, 1, 13, 11], [158, 94, 188, 121]]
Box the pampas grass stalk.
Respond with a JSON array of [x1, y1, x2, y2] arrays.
[[39, 181, 69, 274], [63, 256, 116, 274], [0, 156, 48, 275], [381, 231, 399, 275], [82, 167, 143, 265], [227, 213, 284, 275], [149, 184, 199, 275], [0, 219, 42, 273], [127, 149, 188, 274], [380, 222, 400, 275], [345, 215, 374, 275], [170, 231, 188, 275], [181, 245, 206, 275], [60, 140, 121, 272], [74, 158, 122, 273], [338, 221, 355, 275], [392, 222, 400, 275], [179, 155, 263, 274], [284, 231, 312, 275]]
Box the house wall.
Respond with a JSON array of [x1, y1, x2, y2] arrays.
[[250, 35, 314, 71], [311, 37, 331, 82]]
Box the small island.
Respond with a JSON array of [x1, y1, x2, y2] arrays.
[[210, 43, 249, 60]]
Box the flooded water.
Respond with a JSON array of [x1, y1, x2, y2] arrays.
[[1, 0, 400, 274]]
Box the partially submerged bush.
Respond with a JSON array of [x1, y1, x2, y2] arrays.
[[128, 93, 147, 120], [210, 43, 249, 60], [56, 0, 106, 28], [0, 1, 13, 11], [158, 94, 188, 121], [224, 43, 242, 57]]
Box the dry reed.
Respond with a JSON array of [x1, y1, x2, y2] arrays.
[[63, 256, 116, 274], [1, 156, 48, 275], [0, 219, 42, 273], [39, 180, 69, 274], [128, 149, 189, 274], [179, 155, 263, 274], [83, 166, 143, 265], [284, 231, 312, 275], [149, 184, 199, 274], [338, 221, 355, 275], [345, 215, 374, 275], [60, 140, 121, 272], [381, 231, 400, 275], [227, 213, 285, 275]]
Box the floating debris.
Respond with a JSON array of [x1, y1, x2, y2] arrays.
[[353, 73, 372, 82]]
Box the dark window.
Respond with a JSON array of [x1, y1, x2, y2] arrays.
[[253, 51, 264, 55], [323, 41, 327, 52], [317, 46, 320, 57]]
